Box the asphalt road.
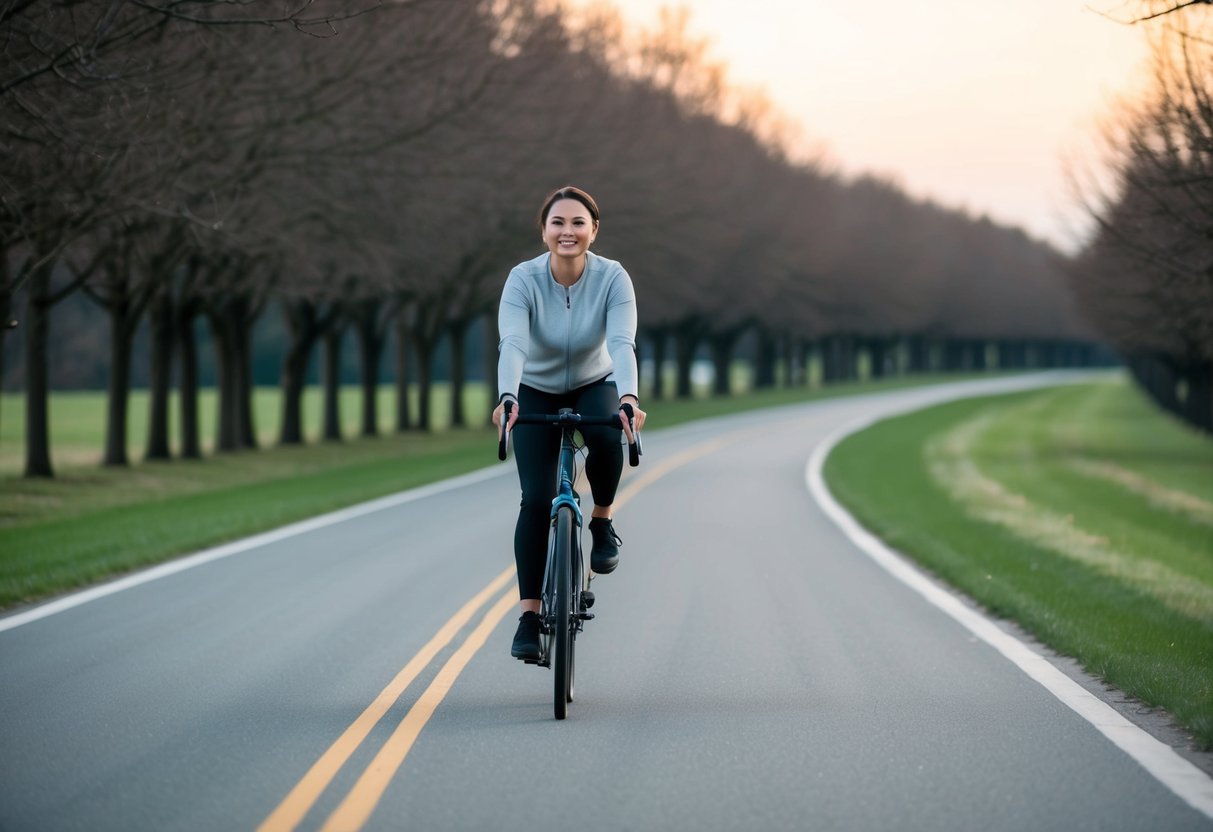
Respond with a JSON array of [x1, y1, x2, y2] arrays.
[[2, 373, 1210, 832]]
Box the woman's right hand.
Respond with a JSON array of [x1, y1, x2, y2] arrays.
[[493, 397, 519, 440]]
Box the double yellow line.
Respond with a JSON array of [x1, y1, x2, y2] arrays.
[[256, 568, 518, 832], [258, 433, 737, 832]]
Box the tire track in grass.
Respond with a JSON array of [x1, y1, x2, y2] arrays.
[[1048, 381, 1213, 528], [926, 406, 1213, 625], [1066, 459, 1213, 528]]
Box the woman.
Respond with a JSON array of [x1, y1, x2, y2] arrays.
[[493, 185, 648, 661]]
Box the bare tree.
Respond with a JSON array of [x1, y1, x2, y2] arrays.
[[1071, 3, 1213, 432], [1, 0, 382, 474], [3, 0, 1112, 480]]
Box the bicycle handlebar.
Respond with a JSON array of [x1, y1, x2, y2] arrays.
[[497, 401, 642, 467]]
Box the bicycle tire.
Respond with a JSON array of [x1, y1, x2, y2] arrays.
[[568, 524, 582, 705], [553, 506, 575, 719]]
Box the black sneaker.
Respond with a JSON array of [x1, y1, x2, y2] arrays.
[[510, 611, 542, 661], [588, 517, 622, 574]]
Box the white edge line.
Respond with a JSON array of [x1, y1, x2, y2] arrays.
[[805, 413, 1213, 820], [0, 464, 512, 634]]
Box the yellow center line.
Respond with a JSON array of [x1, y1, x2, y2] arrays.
[[256, 566, 516, 832], [318, 591, 519, 832], [260, 429, 748, 832]]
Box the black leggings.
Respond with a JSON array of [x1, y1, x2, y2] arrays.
[[512, 379, 623, 600]]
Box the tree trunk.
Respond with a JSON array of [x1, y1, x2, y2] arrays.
[[0, 259, 13, 439], [868, 338, 889, 379], [846, 336, 859, 380], [23, 264, 53, 478], [1027, 341, 1043, 369], [415, 336, 435, 431], [178, 296, 202, 460], [208, 310, 240, 452], [322, 328, 343, 441], [102, 290, 133, 467], [448, 320, 469, 428], [753, 328, 777, 390], [1127, 352, 1183, 419], [822, 334, 856, 384], [205, 291, 260, 452], [145, 285, 174, 461], [235, 308, 257, 450], [801, 339, 817, 388], [709, 332, 737, 397], [355, 304, 384, 439], [1000, 339, 1028, 369], [673, 326, 698, 399], [843, 336, 859, 380], [141, 231, 186, 462], [972, 340, 989, 371], [782, 335, 798, 387], [482, 310, 498, 426], [995, 340, 1010, 369], [823, 335, 840, 383], [941, 338, 963, 372], [1181, 361, 1212, 434], [907, 334, 931, 373], [1057, 342, 1077, 368], [395, 309, 413, 432], [279, 299, 318, 446], [411, 301, 444, 431]]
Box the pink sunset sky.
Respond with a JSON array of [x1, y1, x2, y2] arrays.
[[581, 0, 1155, 253]]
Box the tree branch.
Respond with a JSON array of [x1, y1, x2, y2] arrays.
[[1088, 0, 1213, 24]]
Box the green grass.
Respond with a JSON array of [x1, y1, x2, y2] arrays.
[[0, 383, 497, 607], [0, 384, 493, 474], [0, 375, 966, 610], [824, 377, 1213, 748], [1, 432, 494, 604]]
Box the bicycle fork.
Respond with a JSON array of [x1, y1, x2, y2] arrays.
[[549, 474, 595, 623]]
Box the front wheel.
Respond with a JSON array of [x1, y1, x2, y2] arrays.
[[552, 506, 576, 719]]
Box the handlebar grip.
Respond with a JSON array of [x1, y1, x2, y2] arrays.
[[621, 402, 641, 467], [497, 399, 514, 461]]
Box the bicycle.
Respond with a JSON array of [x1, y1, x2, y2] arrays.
[[497, 401, 641, 719]]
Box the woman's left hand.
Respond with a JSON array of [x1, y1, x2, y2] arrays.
[[619, 396, 646, 443]]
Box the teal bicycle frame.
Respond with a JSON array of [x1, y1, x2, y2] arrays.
[[498, 403, 640, 719]]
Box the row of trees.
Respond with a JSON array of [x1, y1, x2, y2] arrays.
[[1069, 0, 1213, 434], [3, 1, 1100, 479]]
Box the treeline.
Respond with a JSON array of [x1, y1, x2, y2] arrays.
[[3, 0, 1097, 479], [1068, 1, 1213, 434]]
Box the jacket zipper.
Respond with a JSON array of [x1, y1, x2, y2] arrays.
[[564, 285, 572, 390]]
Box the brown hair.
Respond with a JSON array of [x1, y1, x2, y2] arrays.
[[536, 185, 600, 232]]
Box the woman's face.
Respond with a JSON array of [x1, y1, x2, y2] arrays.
[[542, 198, 597, 260]]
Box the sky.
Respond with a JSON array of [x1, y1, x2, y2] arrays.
[[578, 0, 1155, 253]]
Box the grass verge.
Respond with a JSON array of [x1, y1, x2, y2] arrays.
[[824, 377, 1213, 749], [0, 375, 971, 611], [0, 432, 495, 606]]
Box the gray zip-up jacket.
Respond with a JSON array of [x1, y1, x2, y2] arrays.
[[497, 251, 638, 400]]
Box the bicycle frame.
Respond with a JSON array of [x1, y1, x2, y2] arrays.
[[497, 402, 639, 718], [537, 421, 586, 670], [549, 423, 585, 531], [510, 409, 589, 671]]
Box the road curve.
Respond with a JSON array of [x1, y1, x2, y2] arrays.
[[1, 372, 1209, 832]]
